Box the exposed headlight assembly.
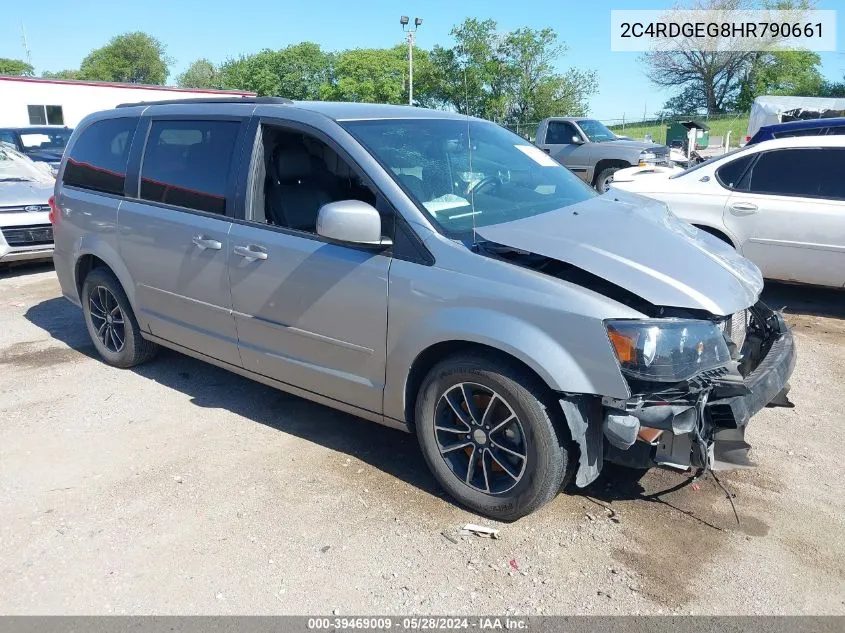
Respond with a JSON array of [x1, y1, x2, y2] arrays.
[[638, 150, 657, 165], [605, 319, 730, 382]]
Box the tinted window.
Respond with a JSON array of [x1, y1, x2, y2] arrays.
[[140, 120, 240, 214], [0, 131, 16, 146], [546, 121, 580, 144], [63, 117, 138, 195], [827, 126, 845, 135], [747, 149, 833, 198], [715, 154, 755, 189], [816, 148, 845, 200]]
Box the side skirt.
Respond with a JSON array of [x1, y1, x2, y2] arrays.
[[142, 332, 410, 433]]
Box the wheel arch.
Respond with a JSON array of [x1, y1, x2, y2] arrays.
[[693, 224, 737, 248], [74, 239, 137, 309], [592, 158, 631, 187], [385, 308, 629, 426]]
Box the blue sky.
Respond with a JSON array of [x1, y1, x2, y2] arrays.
[[2, 0, 843, 120]]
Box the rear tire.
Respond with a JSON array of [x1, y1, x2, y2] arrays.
[[81, 267, 158, 368], [415, 354, 574, 521]]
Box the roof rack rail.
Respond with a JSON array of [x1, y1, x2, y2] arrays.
[[116, 96, 293, 108]]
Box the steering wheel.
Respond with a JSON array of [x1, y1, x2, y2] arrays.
[[468, 175, 501, 195]]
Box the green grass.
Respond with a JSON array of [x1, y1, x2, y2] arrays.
[[609, 114, 750, 148]]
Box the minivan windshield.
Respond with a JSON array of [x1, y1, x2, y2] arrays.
[[342, 118, 597, 235]]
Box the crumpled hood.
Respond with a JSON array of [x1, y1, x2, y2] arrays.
[[475, 192, 763, 316]]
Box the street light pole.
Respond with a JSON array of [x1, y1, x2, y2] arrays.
[[400, 16, 423, 106]]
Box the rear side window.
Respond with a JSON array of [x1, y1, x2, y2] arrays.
[[715, 154, 755, 189], [63, 117, 138, 195], [827, 127, 845, 135], [140, 120, 241, 214], [816, 148, 845, 200], [747, 149, 831, 198]]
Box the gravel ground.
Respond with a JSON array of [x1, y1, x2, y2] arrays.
[[0, 263, 843, 615]]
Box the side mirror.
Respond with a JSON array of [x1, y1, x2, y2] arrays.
[[316, 200, 391, 247], [571, 135, 584, 144]]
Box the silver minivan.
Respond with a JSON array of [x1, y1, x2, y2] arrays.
[[52, 98, 796, 520]]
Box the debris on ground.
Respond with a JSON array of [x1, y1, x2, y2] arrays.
[[441, 531, 459, 544], [509, 558, 519, 571], [459, 523, 500, 539]]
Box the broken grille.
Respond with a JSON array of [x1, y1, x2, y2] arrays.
[[1, 224, 53, 246]]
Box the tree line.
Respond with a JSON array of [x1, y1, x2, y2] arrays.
[[1, 1, 843, 124], [0, 20, 599, 129]]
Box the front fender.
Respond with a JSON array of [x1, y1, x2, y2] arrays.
[[384, 306, 630, 423]]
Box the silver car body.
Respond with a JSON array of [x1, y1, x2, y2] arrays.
[[0, 143, 55, 263], [51, 101, 795, 487], [609, 135, 845, 288]]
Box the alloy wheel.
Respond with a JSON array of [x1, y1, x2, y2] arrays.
[[434, 382, 527, 494], [89, 286, 126, 353]]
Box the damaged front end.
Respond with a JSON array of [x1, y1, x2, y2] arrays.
[[566, 302, 796, 487]]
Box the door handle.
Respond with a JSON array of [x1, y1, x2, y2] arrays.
[[729, 202, 758, 215], [234, 244, 268, 261], [192, 235, 222, 250]]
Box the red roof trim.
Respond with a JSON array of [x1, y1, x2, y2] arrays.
[[0, 76, 255, 96]]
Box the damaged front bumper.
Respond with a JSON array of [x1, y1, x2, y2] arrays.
[[564, 303, 797, 487]]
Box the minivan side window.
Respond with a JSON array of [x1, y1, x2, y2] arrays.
[[715, 153, 755, 190], [63, 117, 139, 195], [248, 124, 380, 234], [140, 120, 241, 215], [746, 148, 830, 198]]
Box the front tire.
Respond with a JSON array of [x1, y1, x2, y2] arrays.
[[415, 354, 574, 521], [595, 166, 621, 192], [81, 267, 158, 368]]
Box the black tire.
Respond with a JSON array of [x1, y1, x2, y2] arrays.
[[594, 166, 621, 192], [81, 267, 158, 368], [415, 354, 574, 521]]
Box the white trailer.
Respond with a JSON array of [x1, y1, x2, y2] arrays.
[[746, 95, 845, 142], [0, 77, 254, 128]]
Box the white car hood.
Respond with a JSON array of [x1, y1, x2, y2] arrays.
[[609, 164, 684, 192], [475, 194, 763, 316]]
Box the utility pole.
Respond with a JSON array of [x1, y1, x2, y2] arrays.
[[21, 22, 32, 68], [400, 16, 423, 106]]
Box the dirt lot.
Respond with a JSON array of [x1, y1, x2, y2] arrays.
[[1, 263, 843, 615]]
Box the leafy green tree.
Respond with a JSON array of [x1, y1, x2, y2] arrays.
[[175, 58, 220, 89], [428, 19, 596, 125], [736, 50, 823, 110], [79, 32, 171, 84], [319, 45, 434, 104], [41, 69, 80, 80], [818, 76, 845, 98], [219, 43, 332, 99], [0, 58, 34, 77]]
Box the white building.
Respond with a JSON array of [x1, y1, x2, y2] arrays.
[[0, 77, 255, 128]]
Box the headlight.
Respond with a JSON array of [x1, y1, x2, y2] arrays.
[[638, 151, 657, 165], [605, 319, 730, 382]]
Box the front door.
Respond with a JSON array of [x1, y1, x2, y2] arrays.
[[119, 117, 246, 366], [227, 121, 390, 414], [722, 147, 845, 287]]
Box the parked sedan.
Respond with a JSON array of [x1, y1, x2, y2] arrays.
[[609, 135, 845, 288], [0, 142, 55, 265]]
